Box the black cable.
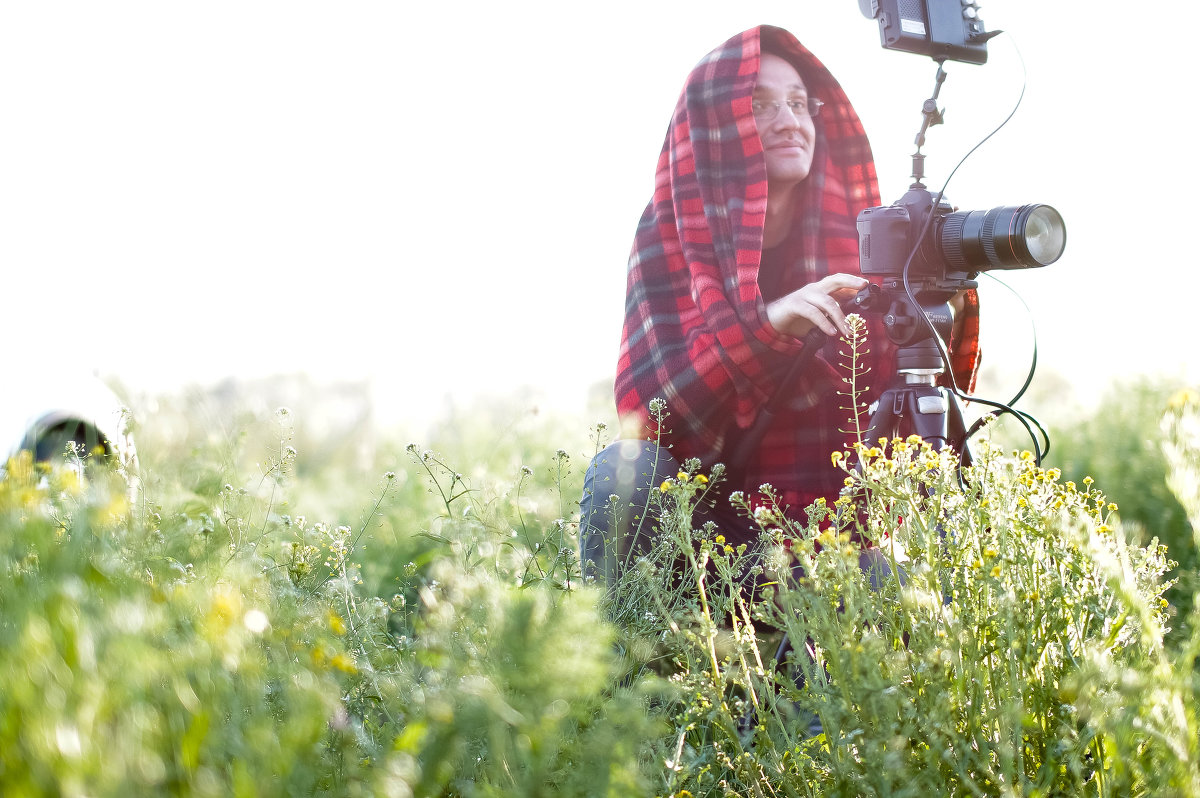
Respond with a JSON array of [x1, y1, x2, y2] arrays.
[[896, 35, 1051, 464], [962, 272, 1051, 459]]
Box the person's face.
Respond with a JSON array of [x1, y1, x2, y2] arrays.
[[754, 53, 816, 189]]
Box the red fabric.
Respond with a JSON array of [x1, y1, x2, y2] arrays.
[[946, 287, 981, 394], [614, 26, 980, 538]]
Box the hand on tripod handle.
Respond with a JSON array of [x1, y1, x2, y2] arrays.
[[765, 273, 869, 339]]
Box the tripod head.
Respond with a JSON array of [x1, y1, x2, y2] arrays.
[[848, 280, 964, 377]]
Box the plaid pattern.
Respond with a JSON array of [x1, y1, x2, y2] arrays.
[[615, 26, 980, 534]]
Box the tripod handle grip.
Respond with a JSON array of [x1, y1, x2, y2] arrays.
[[727, 327, 826, 469]]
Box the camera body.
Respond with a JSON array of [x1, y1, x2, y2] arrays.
[[858, 0, 994, 65], [857, 186, 1067, 283]]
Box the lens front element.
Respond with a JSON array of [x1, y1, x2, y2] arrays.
[[1021, 205, 1067, 266]]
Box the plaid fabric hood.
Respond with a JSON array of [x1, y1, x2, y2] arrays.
[[614, 25, 980, 511]]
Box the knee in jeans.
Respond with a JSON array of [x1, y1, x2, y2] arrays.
[[578, 439, 679, 584]]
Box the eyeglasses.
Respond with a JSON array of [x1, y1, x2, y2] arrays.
[[751, 97, 824, 123]]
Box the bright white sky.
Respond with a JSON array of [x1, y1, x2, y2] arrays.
[[1, 2, 1195, 432]]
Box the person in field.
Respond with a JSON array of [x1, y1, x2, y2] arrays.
[[580, 24, 981, 584]]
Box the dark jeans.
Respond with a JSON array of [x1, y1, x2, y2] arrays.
[[578, 439, 681, 585]]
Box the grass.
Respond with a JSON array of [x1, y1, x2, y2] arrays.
[[0, 381, 1196, 796]]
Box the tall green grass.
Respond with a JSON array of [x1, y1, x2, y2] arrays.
[[0, 382, 1195, 796]]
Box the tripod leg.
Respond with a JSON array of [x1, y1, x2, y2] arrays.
[[864, 388, 907, 443], [871, 384, 969, 458]]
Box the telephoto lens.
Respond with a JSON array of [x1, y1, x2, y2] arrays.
[[942, 204, 1066, 272]]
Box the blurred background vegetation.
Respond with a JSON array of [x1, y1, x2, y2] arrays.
[[980, 372, 1196, 640]]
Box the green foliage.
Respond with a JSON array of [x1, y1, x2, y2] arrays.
[[1043, 377, 1196, 579], [610, 411, 1198, 797], [0, 452, 360, 796], [0, 392, 656, 796], [384, 523, 659, 797], [0, 379, 1197, 796]]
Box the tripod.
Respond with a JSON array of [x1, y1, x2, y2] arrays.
[[737, 284, 975, 737]]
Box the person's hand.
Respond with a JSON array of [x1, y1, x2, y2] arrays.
[[765, 273, 868, 339]]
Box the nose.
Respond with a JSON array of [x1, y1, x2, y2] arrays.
[[771, 104, 803, 130]]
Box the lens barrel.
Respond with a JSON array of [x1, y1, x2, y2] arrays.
[[941, 204, 1066, 272]]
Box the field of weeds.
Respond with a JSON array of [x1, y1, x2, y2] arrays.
[[0, 379, 1196, 797]]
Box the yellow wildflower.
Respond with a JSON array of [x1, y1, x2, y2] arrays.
[[329, 653, 358, 674], [1168, 387, 1200, 409]]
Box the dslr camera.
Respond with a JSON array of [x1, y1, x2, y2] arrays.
[[856, 0, 1066, 307]]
